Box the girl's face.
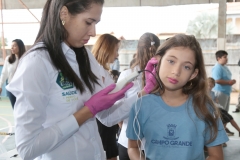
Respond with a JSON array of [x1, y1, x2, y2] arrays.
[[207, 81, 214, 92], [109, 42, 120, 63], [61, 3, 102, 48], [159, 47, 198, 92], [11, 42, 19, 55]]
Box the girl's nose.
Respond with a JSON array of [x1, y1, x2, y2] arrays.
[[172, 65, 181, 76]]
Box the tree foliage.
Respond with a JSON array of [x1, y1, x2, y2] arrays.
[[186, 13, 234, 39], [0, 37, 8, 47]]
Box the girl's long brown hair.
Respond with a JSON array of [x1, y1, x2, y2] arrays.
[[131, 32, 160, 89], [154, 34, 220, 144]]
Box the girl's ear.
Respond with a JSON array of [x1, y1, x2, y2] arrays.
[[155, 55, 161, 61], [189, 68, 199, 81]]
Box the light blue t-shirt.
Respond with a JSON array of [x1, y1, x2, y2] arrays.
[[126, 94, 228, 160], [110, 58, 120, 71], [209, 91, 216, 102], [211, 63, 232, 96]]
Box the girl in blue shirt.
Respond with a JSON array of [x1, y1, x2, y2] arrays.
[[127, 34, 228, 160]]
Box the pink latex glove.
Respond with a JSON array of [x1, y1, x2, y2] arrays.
[[144, 57, 158, 94], [84, 82, 133, 116]]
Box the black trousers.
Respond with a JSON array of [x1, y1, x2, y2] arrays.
[[118, 143, 130, 160], [7, 90, 16, 109]]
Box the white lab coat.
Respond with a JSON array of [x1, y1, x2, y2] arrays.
[[6, 42, 136, 160], [117, 66, 145, 150], [0, 55, 18, 88]]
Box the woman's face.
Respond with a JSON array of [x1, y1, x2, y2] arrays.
[[109, 42, 120, 63], [61, 3, 102, 48], [11, 42, 19, 55]]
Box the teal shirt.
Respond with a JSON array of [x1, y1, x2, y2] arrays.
[[212, 63, 232, 96], [126, 94, 228, 160]]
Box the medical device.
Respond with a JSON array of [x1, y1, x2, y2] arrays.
[[109, 67, 162, 94], [109, 71, 140, 94]]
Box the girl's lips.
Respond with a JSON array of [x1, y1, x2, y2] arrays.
[[168, 77, 178, 84]]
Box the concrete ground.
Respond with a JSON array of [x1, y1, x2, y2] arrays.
[[0, 92, 240, 159]]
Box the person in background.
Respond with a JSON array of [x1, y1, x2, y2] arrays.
[[233, 95, 240, 113], [0, 39, 25, 109], [92, 33, 120, 160], [233, 58, 240, 113], [127, 34, 228, 160], [207, 77, 240, 141], [110, 70, 120, 83], [6, 1, 134, 160], [129, 53, 137, 68], [211, 50, 236, 135], [110, 56, 120, 71], [211, 50, 236, 112], [117, 32, 160, 160]]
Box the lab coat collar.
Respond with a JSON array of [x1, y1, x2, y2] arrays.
[[61, 42, 71, 55]]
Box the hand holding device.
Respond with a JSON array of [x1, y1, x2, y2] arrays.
[[144, 57, 158, 93], [109, 71, 139, 94], [84, 82, 133, 116]]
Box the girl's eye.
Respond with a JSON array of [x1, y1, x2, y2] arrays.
[[184, 66, 191, 70], [168, 60, 174, 64]]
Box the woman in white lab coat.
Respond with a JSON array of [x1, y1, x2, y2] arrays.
[[6, 0, 135, 160]]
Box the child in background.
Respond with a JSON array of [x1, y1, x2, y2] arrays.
[[208, 77, 240, 140], [110, 70, 120, 83], [127, 34, 228, 160], [117, 32, 160, 160], [211, 50, 236, 112]]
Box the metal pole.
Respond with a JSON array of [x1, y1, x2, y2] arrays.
[[217, 0, 227, 50], [18, 0, 40, 22], [0, 0, 6, 61]]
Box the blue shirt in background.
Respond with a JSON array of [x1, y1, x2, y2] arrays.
[[211, 63, 232, 96]]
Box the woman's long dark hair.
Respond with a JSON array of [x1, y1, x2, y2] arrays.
[[8, 39, 26, 64], [34, 0, 104, 93]]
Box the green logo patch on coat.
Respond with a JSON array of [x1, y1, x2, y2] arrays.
[[56, 72, 73, 90]]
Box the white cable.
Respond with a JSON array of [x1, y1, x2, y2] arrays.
[[132, 79, 146, 160]]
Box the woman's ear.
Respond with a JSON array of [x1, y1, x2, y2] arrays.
[[189, 68, 199, 81], [60, 6, 69, 21]]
